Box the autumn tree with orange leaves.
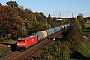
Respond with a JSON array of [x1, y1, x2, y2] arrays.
[[0, 3, 27, 40]]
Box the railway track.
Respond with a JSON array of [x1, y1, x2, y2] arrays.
[[0, 51, 22, 60], [28, 39, 54, 60], [28, 30, 63, 60], [0, 30, 63, 60]]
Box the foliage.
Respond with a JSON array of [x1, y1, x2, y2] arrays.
[[47, 14, 51, 20], [6, 1, 18, 8], [37, 41, 70, 60], [0, 3, 24, 40], [77, 13, 85, 31], [67, 18, 84, 51], [0, 44, 12, 58]]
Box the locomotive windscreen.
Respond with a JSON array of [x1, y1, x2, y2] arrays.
[[18, 40, 25, 42]]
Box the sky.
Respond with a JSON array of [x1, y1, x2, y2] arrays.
[[0, 0, 90, 18]]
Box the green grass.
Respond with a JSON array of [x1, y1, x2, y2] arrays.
[[84, 24, 90, 28], [83, 23, 90, 38], [80, 42, 90, 57], [2, 39, 16, 43], [7, 39, 16, 42], [70, 42, 90, 60], [84, 23, 90, 32]]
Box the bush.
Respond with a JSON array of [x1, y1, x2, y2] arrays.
[[0, 44, 12, 58], [38, 41, 70, 60]]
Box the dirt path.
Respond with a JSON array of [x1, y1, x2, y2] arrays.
[[83, 35, 90, 42]]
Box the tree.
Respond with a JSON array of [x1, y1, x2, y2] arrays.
[[67, 18, 84, 51], [77, 13, 85, 31], [0, 4, 28, 40], [47, 14, 51, 20], [78, 13, 83, 17], [6, 1, 18, 8], [38, 41, 70, 60]]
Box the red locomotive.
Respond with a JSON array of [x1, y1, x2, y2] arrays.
[[17, 34, 38, 51]]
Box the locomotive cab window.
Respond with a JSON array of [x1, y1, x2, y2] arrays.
[[18, 40, 25, 42]]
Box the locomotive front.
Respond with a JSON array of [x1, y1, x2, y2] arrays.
[[17, 38, 26, 51]]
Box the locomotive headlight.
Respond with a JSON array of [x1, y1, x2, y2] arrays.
[[23, 44, 25, 45], [17, 43, 19, 45]]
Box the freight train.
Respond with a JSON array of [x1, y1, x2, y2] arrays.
[[16, 24, 70, 51]]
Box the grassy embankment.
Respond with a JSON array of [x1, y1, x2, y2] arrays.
[[84, 23, 90, 32], [0, 39, 16, 58], [81, 23, 90, 57], [70, 23, 90, 60]]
